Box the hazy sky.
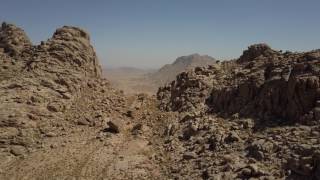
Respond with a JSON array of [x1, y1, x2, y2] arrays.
[[1, 0, 320, 68]]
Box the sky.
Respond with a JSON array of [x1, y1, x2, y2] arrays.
[[1, 0, 320, 68]]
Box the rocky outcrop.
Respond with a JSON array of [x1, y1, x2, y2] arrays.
[[157, 44, 320, 124], [209, 48, 320, 123], [237, 43, 279, 63], [156, 44, 320, 180], [0, 22, 32, 56], [0, 23, 125, 155], [157, 63, 229, 112]]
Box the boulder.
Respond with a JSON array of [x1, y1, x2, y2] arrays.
[[103, 119, 123, 133]]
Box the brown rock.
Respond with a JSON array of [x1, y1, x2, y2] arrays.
[[224, 132, 241, 143], [183, 152, 197, 160], [158, 44, 320, 123], [314, 107, 320, 120], [10, 146, 25, 156], [77, 119, 90, 125], [47, 102, 64, 112], [104, 119, 122, 133]]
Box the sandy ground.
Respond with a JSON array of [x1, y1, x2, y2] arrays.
[[103, 67, 158, 95], [0, 96, 170, 180]]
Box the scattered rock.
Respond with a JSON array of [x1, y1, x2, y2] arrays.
[[50, 143, 58, 149], [240, 118, 255, 129], [224, 132, 241, 143], [104, 119, 122, 133], [131, 123, 143, 135], [45, 132, 57, 137], [183, 152, 197, 160], [10, 146, 25, 156], [182, 124, 198, 140], [164, 123, 175, 136], [77, 119, 90, 126], [47, 102, 63, 112]]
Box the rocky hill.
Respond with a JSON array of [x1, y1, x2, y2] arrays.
[[0, 22, 116, 150], [149, 53, 216, 86], [157, 43, 320, 179], [0, 23, 168, 179], [158, 44, 320, 123]]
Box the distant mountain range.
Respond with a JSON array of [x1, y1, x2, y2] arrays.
[[102, 54, 217, 94], [149, 53, 216, 85]]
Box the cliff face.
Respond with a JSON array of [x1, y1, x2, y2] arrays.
[[0, 23, 125, 154], [158, 44, 320, 123]]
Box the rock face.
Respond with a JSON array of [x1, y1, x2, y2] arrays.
[[158, 44, 320, 123], [157, 44, 320, 179], [156, 44, 320, 179], [0, 22, 32, 56], [157, 62, 235, 112], [0, 23, 125, 154], [149, 53, 216, 86]]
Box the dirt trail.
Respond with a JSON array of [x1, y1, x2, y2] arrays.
[[0, 96, 169, 180]]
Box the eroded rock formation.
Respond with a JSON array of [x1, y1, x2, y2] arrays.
[[158, 44, 320, 124], [0, 22, 125, 155], [157, 44, 320, 179]]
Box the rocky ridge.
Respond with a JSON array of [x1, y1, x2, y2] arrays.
[[0, 22, 119, 151], [158, 43, 320, 123], [157, 43, 320, 179]]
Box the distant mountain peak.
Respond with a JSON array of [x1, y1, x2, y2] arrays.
[[172, 54, 215, 66], [150, 53, 217, 85]]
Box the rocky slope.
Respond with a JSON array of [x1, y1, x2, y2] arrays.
[[0, 23, 168, 179], [158, 44, 320, 123], [149, 53, 216, 86], [157, 43, 320, 179], [0, 22, 113, 152]]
